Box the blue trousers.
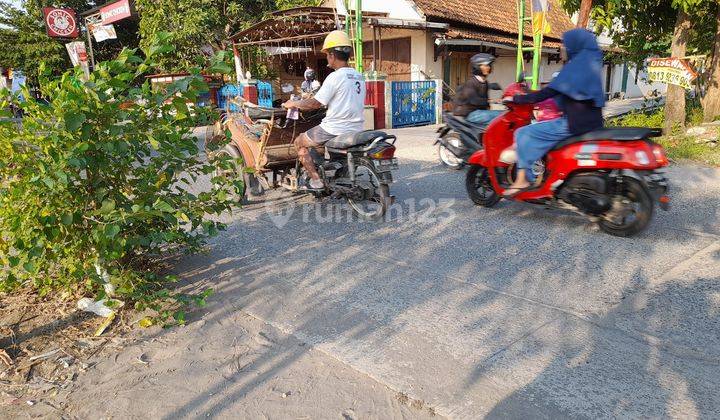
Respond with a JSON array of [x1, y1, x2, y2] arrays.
[[467, 109, 504, 128], [515, 117, 571, 182]]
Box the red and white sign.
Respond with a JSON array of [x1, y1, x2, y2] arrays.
[[100, 0, 132, 25], [43, 7, 79, 38], [65, 42, 88, 66]]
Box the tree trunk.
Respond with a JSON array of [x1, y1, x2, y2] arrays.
[[664, 8, 692, 134], [702, 2, 720, 123], [577, 0, 593, 28]]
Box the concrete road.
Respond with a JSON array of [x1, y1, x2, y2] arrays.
[[72, 126, 720, 418], [604, 97, 663, 118]]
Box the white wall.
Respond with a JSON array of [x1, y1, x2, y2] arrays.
[[321, 0, 423, 20], [599, 63, 667, 99], [362, 28, 442, 81], [412, 31, 443, 81], [626, 65, 667, 98], [444, 50, 563, 92]]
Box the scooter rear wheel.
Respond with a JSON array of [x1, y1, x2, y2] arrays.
[[598, 178, 654, 237], [466, 166, 501, 207]]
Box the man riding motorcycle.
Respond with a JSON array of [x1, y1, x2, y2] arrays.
[[282, 30, 366, 190], [452, 53, 503, 129]]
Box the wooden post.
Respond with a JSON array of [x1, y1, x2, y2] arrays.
[[84, 17, 96, 70], [372, 25, 377, 73], [378, 27, 382, 73]]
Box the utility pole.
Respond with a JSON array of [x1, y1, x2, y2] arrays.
[[354, 0, 363, 73]]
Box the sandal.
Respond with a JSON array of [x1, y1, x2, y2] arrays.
[[503, 185, 534, 198]]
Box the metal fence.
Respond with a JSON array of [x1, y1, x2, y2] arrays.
[[217, 84, 244, 112], [257, 81, 273, 108], [390, 81, 437, 128], [217, 82, 274, 110]]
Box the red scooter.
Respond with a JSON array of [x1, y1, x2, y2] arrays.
[[465, 83, 670, 237]]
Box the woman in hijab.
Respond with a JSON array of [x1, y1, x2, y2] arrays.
[[504, 28, 606, 196]]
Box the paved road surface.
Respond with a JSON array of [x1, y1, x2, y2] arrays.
[[65, 126, 720, 418], [604, 97, 662, 118]]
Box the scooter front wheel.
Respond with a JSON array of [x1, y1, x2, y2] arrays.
[[466, 165, 501, 207], [437, 133, 464, 170]]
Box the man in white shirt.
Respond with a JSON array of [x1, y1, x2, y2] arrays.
[[282, 30, 366, 190]]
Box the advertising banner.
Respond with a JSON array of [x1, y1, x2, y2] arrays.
[[100, 0, 132, 25], [647, 57, 698, 90]]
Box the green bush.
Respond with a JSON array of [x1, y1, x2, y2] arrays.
[[0, 34, 238, 316], [609, 108, 665, 129], [608, 98, 705, 130]]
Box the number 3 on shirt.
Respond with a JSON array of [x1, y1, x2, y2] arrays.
[[355, 81, 361, 94]]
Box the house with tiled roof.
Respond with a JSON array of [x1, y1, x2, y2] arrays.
[[231, 2, 652, 128], [323, 0, 574, 94]]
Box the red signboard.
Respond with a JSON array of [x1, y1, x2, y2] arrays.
[[100, 0, 132, 25], [42, 7, 79, 38]]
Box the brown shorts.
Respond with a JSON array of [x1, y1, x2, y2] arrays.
[[304, 125, 337, 146]]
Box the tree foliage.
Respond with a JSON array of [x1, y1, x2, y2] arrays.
[[0, 33, 238, 311], [135, 0, 317, 72], [563, 0, 720, 125], [0, 0, 140, 86], [563, 0, 717, 62]]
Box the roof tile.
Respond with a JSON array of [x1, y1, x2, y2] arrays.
[[414, 0, 574, 41]]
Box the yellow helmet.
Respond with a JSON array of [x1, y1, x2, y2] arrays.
[[321, 30, 352, 52]]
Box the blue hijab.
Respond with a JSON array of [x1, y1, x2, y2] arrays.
[[549, 28, 606, 108]]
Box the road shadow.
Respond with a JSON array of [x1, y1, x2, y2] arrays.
[[98, 156, 720, 417]]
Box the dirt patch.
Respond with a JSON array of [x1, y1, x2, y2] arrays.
[[1, 290, 441, 418], [0, 289, 131, 416]]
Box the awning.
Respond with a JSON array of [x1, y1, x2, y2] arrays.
[[230, 7, 445, 47], [263, 46, 313, 56]]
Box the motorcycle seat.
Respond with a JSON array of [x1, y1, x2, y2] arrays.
[[326, 130, 388, 149], [552, 127, 658, 151], [447, 114, 484, 130]]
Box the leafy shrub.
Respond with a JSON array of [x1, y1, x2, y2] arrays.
[[0, 34, 238, 315], [609, 108, 665, 129], [608, 97, 705, 130]]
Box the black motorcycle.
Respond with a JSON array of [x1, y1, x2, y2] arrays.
[[434, 113, 486, 170], [281, 130, 399, 220], [435, 82, 503, 170]]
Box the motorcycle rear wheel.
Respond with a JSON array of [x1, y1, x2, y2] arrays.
[[466, 165, 501, 207], [346, 158, 391, 220], [598, 178, 654, 237]]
